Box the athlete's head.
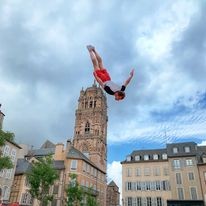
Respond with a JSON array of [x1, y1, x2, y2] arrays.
[[114, 91, 125, 101]]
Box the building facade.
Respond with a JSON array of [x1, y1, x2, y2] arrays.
[[121, 142, 206, 206], [106, 180, 120, 206], [0, 106, 21, 204], [0, 104, 5, 129], [9, 83, 108, 206], [197, 146, 206, 205]]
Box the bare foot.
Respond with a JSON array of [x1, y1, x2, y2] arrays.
[[87, 45, 95, 52]]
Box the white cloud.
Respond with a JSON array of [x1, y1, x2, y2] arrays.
[[107, 161, 122, 203], [198, 140, 206, 146]]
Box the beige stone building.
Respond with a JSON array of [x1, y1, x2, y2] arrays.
[[10, 155, 65, 206], [0, 107, 21, 204], [167, 142, 203, 202], [0, 104, 5, 129], [197, 146, 206, 205], [121, 142, 206, 206], [106, 180, 120, 206], [10, 83, 108, 206], [121, 148, 171, 206]]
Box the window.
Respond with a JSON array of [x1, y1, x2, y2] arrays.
[[53, 185, 59, 194], [162, 180, 170, 191], [204, 172, 206, 181], [136, 181, 141, 190], [146, 197, 152, 206], [144, 154, 149, 160], [188, 172, 194, 181], [3, 145, 10, 156], [177, 188, 184, 200], [135, 155, 140, 161], [2, 186, 10, 200], [153, 154, 159, 160], [126, 168, 132, 177], [163, 167, 169, 176], [85, 121, 90, 134], [89, 101, 93, 108], [126, 182, 132, 191], [190, 187, 198, 200], [5, 169, 13, 179], [173, 147, 178, 154], [184, 146, 190, 153], [186, 159, 193, 166], [176, 173, 182, 184], [70, 160, 78, 170], [137, 197, 142, 206], [136, 168, 141, 176], [146, 181, 151, 190], [156, 197, 162, 206], [162, 153, 167, 160], [155, 181, 161, 190], [10, 149, 16, 162], [173, 159, 181, 169], [126, 156, 131, 161], [83, 162, 86, 172], [52, 199, 57, 206], [153, 167, 160, 176], [127, 197, 132, 206], [0, 169, 5, 177], [144, 167, 151, 176]]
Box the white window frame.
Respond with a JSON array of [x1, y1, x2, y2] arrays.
[[162, 153, 167, 160], [135, 155, 140, 161], [190, 186, 198, 200], [177, 187, 184, 200], [153, 154, 159, 160], [173, 159, 181, 169], [173, 147, 178, 154], [70, 160, 78, 170], [188, 172, 195, 181], [144, 154, 149, 161], [186, 159, 194, 166], [184, 146, 190, 153]]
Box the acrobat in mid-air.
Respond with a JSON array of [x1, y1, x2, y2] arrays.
[[87, 45, 134, 101]]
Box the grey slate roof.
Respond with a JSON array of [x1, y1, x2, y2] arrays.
[[67, 146, 103, 172], [122, 142, 206, 164], [26, 148, 55, 157], [166, 142, 197, 157], [122, 148, 167, 163], [40, 140, 55, 149], [15, 159, 65, 175], [15, 159, 32, 175], [108, 180, 118, 188]]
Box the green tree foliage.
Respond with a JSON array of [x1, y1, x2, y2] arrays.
[[66, 173, 99, 206], [66, 173, 84, 206], [0, 129, 14, 170], [26, 155, 59, 206], [86, 188, 99, 206]]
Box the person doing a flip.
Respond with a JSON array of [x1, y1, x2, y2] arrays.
[[87, 45, 134, 101]]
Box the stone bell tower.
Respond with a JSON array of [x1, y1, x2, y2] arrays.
[[73, 82, 108, 172]]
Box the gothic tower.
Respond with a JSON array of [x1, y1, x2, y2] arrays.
[[73, 82, 108, 172]]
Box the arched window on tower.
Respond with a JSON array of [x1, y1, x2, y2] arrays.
[[85, 121, 90, 134], [89, 101, 93, 108]]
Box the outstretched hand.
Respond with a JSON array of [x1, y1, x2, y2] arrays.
[[130, 69, 134, 76]]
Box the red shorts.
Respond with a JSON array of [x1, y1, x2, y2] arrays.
[[93, 69, 111, 83]]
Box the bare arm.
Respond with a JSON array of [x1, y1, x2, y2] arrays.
[[94, 72, 104, 88], [123, 69, 134, 87]]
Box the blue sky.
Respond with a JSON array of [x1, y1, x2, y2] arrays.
[[0, 0, 206, 196]]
